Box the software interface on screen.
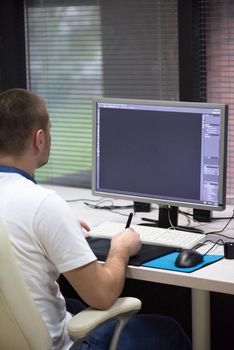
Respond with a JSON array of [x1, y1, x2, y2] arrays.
[[93, 99, 228, 212]]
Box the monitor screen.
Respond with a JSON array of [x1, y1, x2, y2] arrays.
[[92, 97, 228, 221]]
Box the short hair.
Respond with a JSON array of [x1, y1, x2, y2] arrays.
[[0, 88, 49, 156]]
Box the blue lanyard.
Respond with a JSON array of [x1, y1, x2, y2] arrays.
[[0, 164, 37, 184]]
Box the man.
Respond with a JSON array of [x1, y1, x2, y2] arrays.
[[0, 88, 191, 349]]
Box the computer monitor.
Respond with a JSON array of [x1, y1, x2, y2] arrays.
[[92, 97, 228, 227]]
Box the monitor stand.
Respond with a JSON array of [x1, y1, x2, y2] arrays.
[[140, 205, 178, 228], [158, 205, 178, 228], [140, 205, 204, 234]]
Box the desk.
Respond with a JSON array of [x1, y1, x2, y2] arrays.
[[46, 185, 234, 350]]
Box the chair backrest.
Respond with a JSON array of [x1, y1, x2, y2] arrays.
[[0, 220, 51, 350]]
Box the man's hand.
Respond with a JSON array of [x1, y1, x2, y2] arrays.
[[78, 219, 90, 236], [110, 228, 142, 258]]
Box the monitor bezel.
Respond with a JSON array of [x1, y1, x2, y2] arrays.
[[92, 97, 228, 212]]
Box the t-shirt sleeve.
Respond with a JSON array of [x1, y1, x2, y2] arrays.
[[34, 192, 97, 273]]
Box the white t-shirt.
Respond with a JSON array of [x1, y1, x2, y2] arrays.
[[0, 172, 97, 350]]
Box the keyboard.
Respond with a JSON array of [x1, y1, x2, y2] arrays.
[[89, 221, 206, 249]]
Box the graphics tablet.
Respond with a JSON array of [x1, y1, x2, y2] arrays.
[[86, 236, 176, 266]]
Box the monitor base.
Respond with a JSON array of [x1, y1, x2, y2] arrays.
[[140, 205, 204, 234]]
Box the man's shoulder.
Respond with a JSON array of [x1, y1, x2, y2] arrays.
[[33, 184, 69, 213], [27, 183, 61, 207], [9, 178, 59, 208]]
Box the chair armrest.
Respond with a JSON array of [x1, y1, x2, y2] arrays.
[[67, 297, 141, 340]]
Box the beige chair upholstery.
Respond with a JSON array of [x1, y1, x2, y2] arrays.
[[0, 220, 141, 350]]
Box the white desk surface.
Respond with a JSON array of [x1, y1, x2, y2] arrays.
[[45, 185, 234, 296]]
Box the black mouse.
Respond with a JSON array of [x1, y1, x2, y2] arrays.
[[175, 249, 204, 268]]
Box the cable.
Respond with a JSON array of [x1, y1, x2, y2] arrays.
[[211, 216, 234, 221], [167, 206, 174, 229], [179, 210, 193, 218], [67, 196, 134, 216], [192, 212, 234, 249], [206, 232, 234, 240], [192, 238, 225, 252], [66, 197, 103, 203], [84, 202, 134, 210], [203, 239, 224, 246], [205, 210, 234, 238], [202, 239, 225, 256], [168, 206, 204, 234]]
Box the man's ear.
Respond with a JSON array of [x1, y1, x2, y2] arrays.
[[34, 129, 45, 151]]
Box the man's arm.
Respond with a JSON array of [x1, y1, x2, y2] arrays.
[[63, 228, 141, 310]]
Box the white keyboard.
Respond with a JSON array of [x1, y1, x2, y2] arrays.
[[89, 221, 206, 249]]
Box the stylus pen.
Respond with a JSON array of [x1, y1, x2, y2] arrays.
[[141, 217, 158, 223], [125, 212, 133, 228]]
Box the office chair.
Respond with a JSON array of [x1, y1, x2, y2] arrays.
[[0, 220, 141, 350]]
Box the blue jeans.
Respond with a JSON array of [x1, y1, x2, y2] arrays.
[[65, 298, 192, 350]]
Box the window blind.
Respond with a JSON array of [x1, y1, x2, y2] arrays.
[[27, 1, 102, 186], [26, 0, 179, 187], [199, 0, 234, 204]]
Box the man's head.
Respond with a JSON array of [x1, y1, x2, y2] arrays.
[[0, 88, 51, 169]]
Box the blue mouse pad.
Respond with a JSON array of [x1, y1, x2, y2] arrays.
[[142, 252, 224, 273]]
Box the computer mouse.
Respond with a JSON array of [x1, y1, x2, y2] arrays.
[[175, 249, 204, 268]]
